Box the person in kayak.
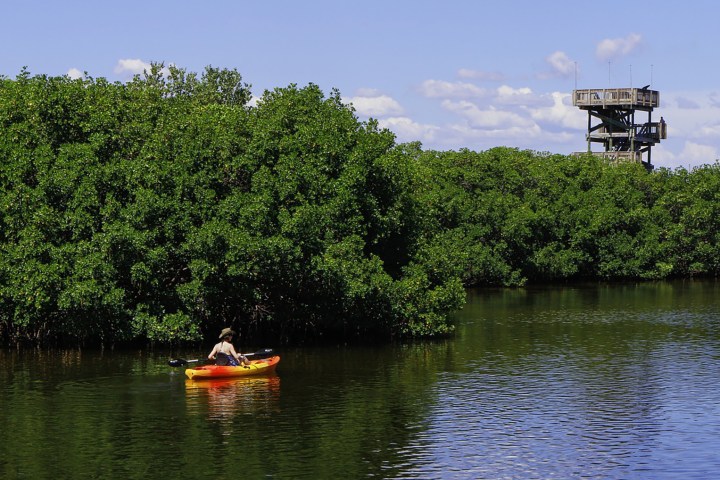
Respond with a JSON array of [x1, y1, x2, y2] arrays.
[[208, 328, 250, 366]]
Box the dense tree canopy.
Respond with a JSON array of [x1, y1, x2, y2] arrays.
[[0, 65, 463, 345], [415, 147, 720, 286], [1, 65, 719, 346]]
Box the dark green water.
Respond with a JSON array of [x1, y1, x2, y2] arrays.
[[2, 281, 719, 479]]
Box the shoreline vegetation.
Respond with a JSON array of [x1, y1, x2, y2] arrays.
[[1, 65, 719, 347]]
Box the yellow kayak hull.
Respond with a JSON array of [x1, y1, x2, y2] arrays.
[[185, 355, 280, 379]]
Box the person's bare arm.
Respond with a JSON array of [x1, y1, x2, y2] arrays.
[[228, 343, 240, 361], [208, 344, 219, 360], [228, 344, 249, 365]]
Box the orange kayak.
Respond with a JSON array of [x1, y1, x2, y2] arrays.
[[185, 355, 280, 379]]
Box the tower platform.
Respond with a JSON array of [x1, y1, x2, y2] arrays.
[[573, 88, 659, 110]]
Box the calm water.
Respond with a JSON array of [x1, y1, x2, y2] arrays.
[[2, 281, 719, 479]]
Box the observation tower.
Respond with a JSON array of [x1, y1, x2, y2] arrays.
[[572, 87, 667, 170]]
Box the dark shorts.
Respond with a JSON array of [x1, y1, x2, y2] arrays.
[[216, 353, 239, 366]]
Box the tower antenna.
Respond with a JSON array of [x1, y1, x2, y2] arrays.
[[650, 64, 654, 87], [574, 62, 578, 90]]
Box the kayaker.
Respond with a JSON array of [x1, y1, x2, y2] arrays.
[[208, 328, 250, 366]]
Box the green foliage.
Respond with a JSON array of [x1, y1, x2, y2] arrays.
[[0, 68, 462, 345], [416, 148, 720, 287], [3, 64, 720, 346]]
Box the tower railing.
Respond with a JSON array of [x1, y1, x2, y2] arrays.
[[573, 88, 659, 108], [572, 151, 642, 161], [589, 121, 667, 141]]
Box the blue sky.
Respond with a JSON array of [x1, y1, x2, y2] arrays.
[[3, 0, 719, 169]]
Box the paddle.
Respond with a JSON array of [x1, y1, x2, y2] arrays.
[[168, 348, 274, 367]]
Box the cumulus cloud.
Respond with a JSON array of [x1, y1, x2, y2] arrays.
[[544, 51, 575, 78], [495, 85, 540, 106], [696, 124, 720, 138], [529, 92, 586, 129], [653, 143, 716, 170], [650, 145, 676, 167], [66, 68, 84, 80], [442, 100, 535, 129], [247, 95, 260, 108], [346, 94, 404, 116], [457, 68, 505, 82], [446, 121, 543, 143], [114, 58, 152, 75], [678, 141, 718, 165], [113, 59, 173, 80], [418, 79, 486, 99], [378, 117, 440, 143], [596, 33, 642, 61]]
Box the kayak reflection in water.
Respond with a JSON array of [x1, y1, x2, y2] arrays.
[[208, 328, 250, 366]]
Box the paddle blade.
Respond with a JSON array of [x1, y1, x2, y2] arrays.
[[168, 358, 198, 367], [245, 348, 273, 358]]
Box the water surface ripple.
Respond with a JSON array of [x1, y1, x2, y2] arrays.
[[1, 281, 719, 479]]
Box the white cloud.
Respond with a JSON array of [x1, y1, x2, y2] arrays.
[[113, 59, 173, 80], [653, 142, 717, 170], [495, 85, 538, 105], [66, 68, 84, 80], [114, 58, 152, 75], [529, 92, 586, 129], [378, 117, 440, 143], [442, 100, 535, 129], [697, 124, 720, 138], [654, 141, 719, 169], [446, 121, 542, 142], [696, 123, 720, 140], [657, 90, 720, 140], [649, 145, 676, 167], [346, 94, 404, 116], [672, 141, 718, 167], [545, 51, 575, 78], [418, 79, 486, 99], [457, 68, 505, 82], [596, 33, 642, 61]]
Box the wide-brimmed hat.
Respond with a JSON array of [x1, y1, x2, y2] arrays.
[[218, 327, 236, 339]]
